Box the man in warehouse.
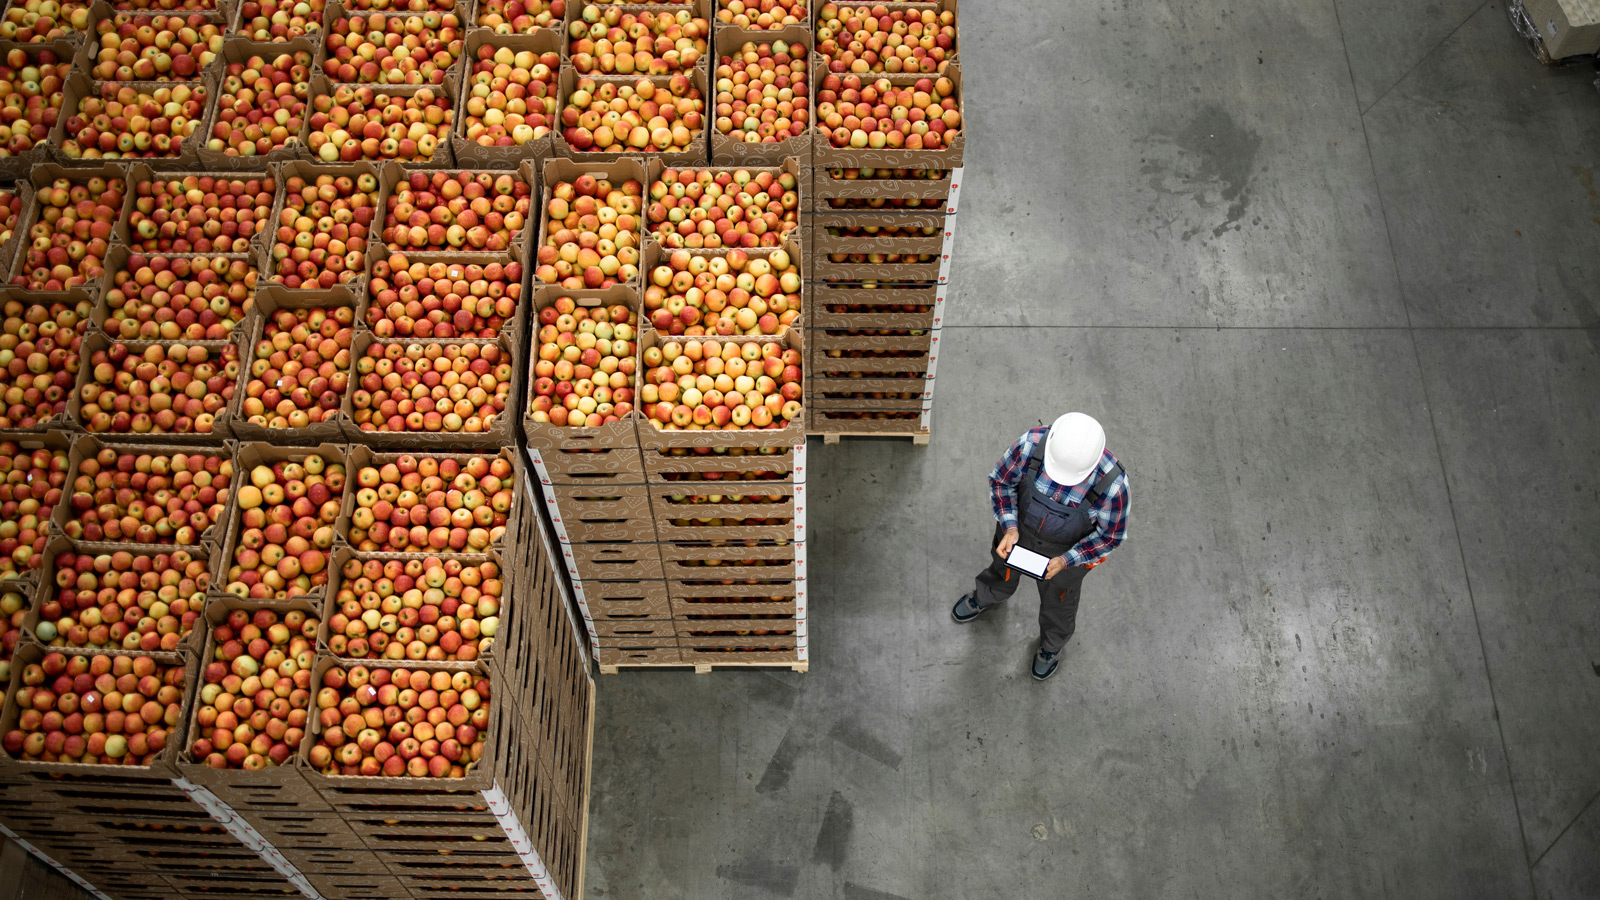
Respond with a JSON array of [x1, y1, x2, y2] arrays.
[[951, 412, 1130, 681]]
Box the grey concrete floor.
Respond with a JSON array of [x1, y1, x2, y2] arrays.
[[585, 3, 1600, 899]]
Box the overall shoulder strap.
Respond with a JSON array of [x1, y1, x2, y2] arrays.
[[1023, 430, 1048, 481], [1086, 462, 1125, 504]]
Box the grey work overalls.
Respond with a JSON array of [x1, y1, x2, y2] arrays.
[[971, 437, 1123, 652]]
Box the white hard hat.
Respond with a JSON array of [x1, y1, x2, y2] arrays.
[[1043, 412, 1104, 486]]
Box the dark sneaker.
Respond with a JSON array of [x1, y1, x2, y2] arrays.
[[1031, 647, 1061, 681], [951, 592, 984, 623]]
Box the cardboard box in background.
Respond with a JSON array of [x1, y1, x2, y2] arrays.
[[1522, 0, 1600, 58]]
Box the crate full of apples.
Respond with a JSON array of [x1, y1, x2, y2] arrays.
[[305, 75, 458, 165], [709, 28, 810, 166], [556, 68, 707, 164], [195, 38, 318, 170], [321, 5, 466, 87], [563, 0, 710, 75], [0, 433, 72, 584], [94, 245, 257, 343], [117, 165, 277, 257], [71, 332, 241, 439], [339, 445, 517, 555], [320, 551, 505, 664], [524, 285, 642, 445], [225, 288, 361, 445], [24, 536, 209, 655], [57, 70, 210, 162], [806, 165, 953, 210], [535, 156, 646, 290], [814, 0, 958, 74], [7, 164, 127, 297], [232, 0, 325, 43], [343, 332, 519, 449], [53, 436, 234, 548], [0, 40, 73, 179], [303, 658, 502, 780], [0, 643, 195, 774], [366, 251, 527, 346], [379, 163, 538, 255], [812, 67, 964, 168], [636, 329, 803, 450], [642, 240, 802, 337], [644, 158, 803, 249], [264, 160, 386, 295], [214, 442, 347, 605], [452, 28, 561, 168], [0, 297, 88, 435]]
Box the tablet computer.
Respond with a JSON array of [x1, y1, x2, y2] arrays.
[[1005, 545, 1051, 579]]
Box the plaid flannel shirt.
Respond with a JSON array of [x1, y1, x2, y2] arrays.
[[989, 426, 1130, 567]]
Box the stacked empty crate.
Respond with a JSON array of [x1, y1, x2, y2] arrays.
[[0, 2, 594, 895], [524, 151, 809, 672], [804, 0, 962, 442]]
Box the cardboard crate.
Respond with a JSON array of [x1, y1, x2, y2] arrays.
[[641, 156, 804, 250], [52, 70, 213, 169], [0, 40, 79, 181], [260, 159, 390, 300], [808, 281, 940, 330], [302, 72, 460, 169], [316, 1, 472, 86], [342, 330, 521, 450], [671, 611, 797, 638], [91, 244, 258, 343], [318, 547, 511, 670], [635, 329, 805, 450], [211, 440, 350, 605], [810, 64, 964, 169], [807, 210, 946, 253], [539, 479, 655, 542], [522, 284, 644, 460], [223, 285, 364, 445], [669, 593, 798, 617], [1522, 0, 1600, 58], [68, 333, 239, 442], [678, 640, 798, 664], [452, 27, 564, 170], [805, 165, 952, 210], [74, 2, 230, 81], [809, 328, 934, 354], [112, 163, 277, 257], [591, 617, 674, 638], [4, 163, 131, 302], [527, 442, 646, 485], [812, 254, 940, 282], [810, 407, 929, 434], [0, 643, 198, 780], [193, 37, 322, 172], [560, 0, 713, 66], [646, 480, 799, 537], [813, 0, 961, 69], [336, 444, 519, 557], [638, 236, 804, 332], [534, 155, 649, 292], [576, 578, 671, 619], [565, 540, 664, 581], [664, 571, 798, 603], [24, 535, 210, 655], [593, 644, 681, 666], [553, 66, 710, 166], [657, 539, 800, 582], [376, 158, 541, 258], [641, 442, 802, 483], [709, 25, 811, 166], [228, 0, 327, 42]]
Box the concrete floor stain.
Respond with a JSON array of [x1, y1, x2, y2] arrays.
[[1139, 104, 1263, 242]]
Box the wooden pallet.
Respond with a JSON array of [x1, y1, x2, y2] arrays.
[[812, 431, 929, 445], [597, 660, 809, 675]]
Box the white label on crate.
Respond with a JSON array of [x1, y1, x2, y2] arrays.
[[171, 778, 326, 900], [793, 481, 806, 541], [945, 166, 963, 215], [526, 447, 555, 486], [485, 783, 565, 900], [0, 823, 116, 900], [920, 406, 934, 430], [792, 442, 807, 485]]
